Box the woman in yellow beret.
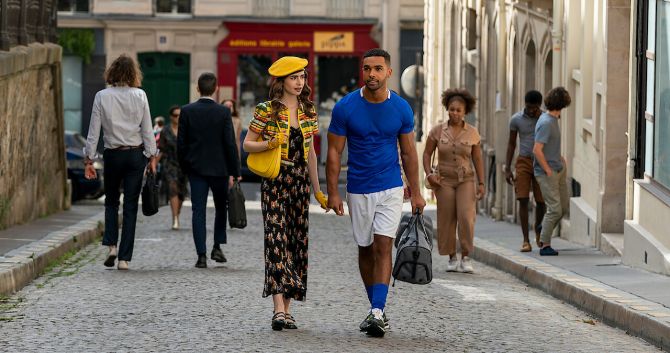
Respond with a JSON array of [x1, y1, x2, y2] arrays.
[[243, 56, 328, 331]]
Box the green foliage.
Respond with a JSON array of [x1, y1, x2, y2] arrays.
[[57, 29, 95, 64]]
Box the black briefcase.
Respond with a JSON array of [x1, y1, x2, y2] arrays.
[[141, 171, 160, 216], [228, 180, 247, 229]]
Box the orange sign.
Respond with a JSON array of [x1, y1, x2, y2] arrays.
[[313, 32, 354, 53]]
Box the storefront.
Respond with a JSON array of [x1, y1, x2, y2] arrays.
[[217, 22, 378, 125]]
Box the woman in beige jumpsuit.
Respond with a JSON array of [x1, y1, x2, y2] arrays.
[[423, 88, 485, 273]]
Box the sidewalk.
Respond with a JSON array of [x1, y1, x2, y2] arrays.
[[452, 212, 670, 350], [0, 204, 104, 295]]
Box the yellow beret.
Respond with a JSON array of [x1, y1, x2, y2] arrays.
[[268, 56, 308, 77]]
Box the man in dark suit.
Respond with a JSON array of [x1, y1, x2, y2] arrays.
[[178, 72, 240, 268]]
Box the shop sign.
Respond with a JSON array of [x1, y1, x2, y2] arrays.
[[229, 39, 311, 49], [313, 32, 354, 53]]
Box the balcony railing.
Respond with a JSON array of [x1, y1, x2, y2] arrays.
[[252, 0, 289, 18], [155, 0, 191, 14], [327, 0, 363, 19], [1, 0, 58, 51]]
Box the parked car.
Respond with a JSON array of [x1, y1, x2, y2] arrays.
[[65, 131, 104, 202]]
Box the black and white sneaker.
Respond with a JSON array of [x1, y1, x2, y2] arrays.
[[359, 311, 373, 332], [365, 309, 386, 337]]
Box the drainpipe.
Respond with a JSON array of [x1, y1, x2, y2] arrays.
[[552, 0, 563, 87], [492, 0, 507, 220]]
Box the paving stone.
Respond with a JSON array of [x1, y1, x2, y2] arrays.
[[0, 206, 658, 352]]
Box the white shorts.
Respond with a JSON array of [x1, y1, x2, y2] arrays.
[[347, 186, 404, 247]]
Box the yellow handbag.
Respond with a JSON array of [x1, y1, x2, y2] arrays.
[[247, 124, 283, 179]]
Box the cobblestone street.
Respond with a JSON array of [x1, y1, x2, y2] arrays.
[[0, 203, 659, 352]]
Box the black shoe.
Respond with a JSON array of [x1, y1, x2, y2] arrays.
[[539, 246, 559, 256], [360, 311, 390, 331], [359, 312, 373, 332], [211, 247, 227, 263], [195, 254, 207, 268], [284, 313, 298, 329], [272, 312, 285, 331], [365, 311, 386, 338]]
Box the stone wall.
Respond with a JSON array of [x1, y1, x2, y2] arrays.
[[0, 43, 66, 229]]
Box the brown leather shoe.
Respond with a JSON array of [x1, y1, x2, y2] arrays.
[[520, 242, 532, 252]]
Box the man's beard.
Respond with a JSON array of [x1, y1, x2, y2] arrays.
[[365, 80, 383, 91]]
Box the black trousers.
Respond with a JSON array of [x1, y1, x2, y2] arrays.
[[102, 149, 147, 261], [188, 174, 229, 255]]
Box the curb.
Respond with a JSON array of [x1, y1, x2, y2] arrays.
[[473, 238, 670, 351], [0, 211, 104, 296]]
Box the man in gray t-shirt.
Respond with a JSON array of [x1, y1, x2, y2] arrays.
[[505, 90, 546, 253], [533, 87, 571, 256]]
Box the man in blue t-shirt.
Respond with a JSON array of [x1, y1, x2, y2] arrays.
[[326, 48, 426, 338], [533, 86, 571, 256]]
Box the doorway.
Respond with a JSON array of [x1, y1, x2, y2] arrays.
[[138, 52, 190, 122]]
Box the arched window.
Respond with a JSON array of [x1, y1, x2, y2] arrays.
[[525, 40, 537, 93]]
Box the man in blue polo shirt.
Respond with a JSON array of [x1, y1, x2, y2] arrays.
[[326, 48, 426, 337]]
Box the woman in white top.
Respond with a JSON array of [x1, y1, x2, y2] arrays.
[[83, 54, 158, 271]]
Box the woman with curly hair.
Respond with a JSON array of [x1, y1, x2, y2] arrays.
[[243, 56, 328, 331], [83, 54, 158, 271], [423, 88, 485, 273]]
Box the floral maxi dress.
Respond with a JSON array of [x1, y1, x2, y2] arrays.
[[262, 127, 310, 301]]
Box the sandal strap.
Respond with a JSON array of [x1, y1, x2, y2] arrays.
[[285, 313, 295, 322], [272, 312, 285, 320]]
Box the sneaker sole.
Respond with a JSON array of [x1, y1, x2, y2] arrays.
[[103, 255, 116, 267]]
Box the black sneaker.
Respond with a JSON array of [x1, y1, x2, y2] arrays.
[[360, 311, 390, 331], [539, 246, 559, 256], [359, 312, 373, 332], [365, 310, 386, 338]]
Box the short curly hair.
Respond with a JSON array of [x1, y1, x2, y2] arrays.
[[441, 88, 476, 114], [104, 54, 142, 87], [544, 86, 571, 111]]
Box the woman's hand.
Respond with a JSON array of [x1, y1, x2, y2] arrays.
[[315, 191, 330, 212], [476, 183, 486, 200], [427, 174, 441, 189], [267, 134, 288, 150]]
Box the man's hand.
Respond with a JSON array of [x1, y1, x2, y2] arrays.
[[229, 176, 235, 189], [327, 192, 345, 216], [545, 169, 553, 177], [148, 156, 157, 174], [504, 170, 515, 185], [411, 194, 426, 214], [84, 164, 97, 180]]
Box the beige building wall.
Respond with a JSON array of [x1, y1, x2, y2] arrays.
[[423, 0, 631, 259], [61, 0, 424, 100]]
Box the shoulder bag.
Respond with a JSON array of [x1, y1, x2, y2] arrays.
[[247, 120, 283, 179]]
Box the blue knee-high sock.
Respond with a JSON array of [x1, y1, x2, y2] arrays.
[[365, 285, 373, 305], [370, 283, 389, 311]]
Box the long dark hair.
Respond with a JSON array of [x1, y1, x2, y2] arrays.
[[268, 71, 316, 121]]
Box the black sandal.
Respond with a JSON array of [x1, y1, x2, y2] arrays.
[[284, 313, 297, 329], [272, 312, 285, 331]]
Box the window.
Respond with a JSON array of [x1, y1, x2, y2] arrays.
[[640, 0, 670, 189], [327, 0, 363, 19], [155, 0, 191, 14], [58, 0, 88, 13], [252, 0, 289, 17], [654, 1, 670, 187]]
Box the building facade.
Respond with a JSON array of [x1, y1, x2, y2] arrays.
[[423, 0, 670, 276], [58, 0, 424, 140]]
